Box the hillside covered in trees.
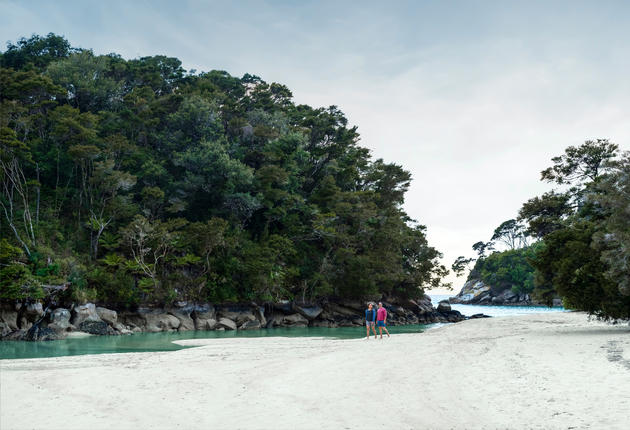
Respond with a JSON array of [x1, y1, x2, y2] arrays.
[[453, 140, 630, 319], [0, 34, 449, 308]]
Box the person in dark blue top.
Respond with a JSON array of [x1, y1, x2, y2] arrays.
[[365, 302, 377, 339]]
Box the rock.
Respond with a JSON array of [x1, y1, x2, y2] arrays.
[[143, 312, 181, 332], [168, 310, 195, 331], [437, 300, 451, 313], [282, 313, 308, 327], [240, 320, 261, 330], [78, 320, 109, 335], [25, 325, 66, 341], [338, 300, 365, 312], [325, 303, 359, 318], [491, 296, 504, 304], [25, 302, 44, 318], [253, 305, 267, 326], [451, 280, 492, 304], [96, 307, 118, 325], [292, 303, 323, 320], [48, 308, 72, 331], [217, 306, 256, 325], [217, 317, 237, 331], [552, 298, 563, 307], [503, 290, 518, 301], [196, 318, 217, 330], [192, 304, 217, 330], [0, 305, 19, 331], [72, 303, 102, 326], [468, 313, 491, 319]]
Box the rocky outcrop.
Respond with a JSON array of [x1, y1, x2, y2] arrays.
[[450, 279, 557, 306], [1, 294, 472, 341]]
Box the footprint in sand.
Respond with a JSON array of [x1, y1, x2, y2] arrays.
[[605, 341, 630, 370]]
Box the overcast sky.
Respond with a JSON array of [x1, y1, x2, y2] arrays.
[[2, 0, 629, 292]]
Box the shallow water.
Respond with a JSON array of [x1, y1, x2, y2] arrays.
[[428, 293, 568, 317], [0, 323, 435, 360], [0, 295, 568, 360]]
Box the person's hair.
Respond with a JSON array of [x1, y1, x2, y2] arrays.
[[378, 302, 383, 306], [368, 303, 373, 307]]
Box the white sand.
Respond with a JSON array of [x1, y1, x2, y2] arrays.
[[1, 312, 629, 430]]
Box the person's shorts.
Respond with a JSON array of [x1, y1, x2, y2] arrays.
[[377, 320, 386, 327], [366, 321, 375, 327]]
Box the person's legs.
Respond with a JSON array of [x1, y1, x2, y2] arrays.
[[383, 325, 390, 337], [371, 323, 377, 338], [366, 323, 370, 339], [378, 326, 383, 339]]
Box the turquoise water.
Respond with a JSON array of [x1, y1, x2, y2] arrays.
[[428, 294, 568, 317], [0, 323, 435, 360], [1, 295, 568, 360]]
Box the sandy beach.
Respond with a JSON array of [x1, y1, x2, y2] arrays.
[[1, 312, 629, 430]]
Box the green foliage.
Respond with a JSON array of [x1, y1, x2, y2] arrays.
[[472, 246, 538, 295], [523, 140, 630, 319], [0, 34, 449, 305]]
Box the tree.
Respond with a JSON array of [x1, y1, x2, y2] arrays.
[[491, 219, 529, 249], [592, 154, 630, 297], [541, 139, 618, 185], [451, 256, 475, 277], [472, 241, 494, 258], [1, 33, 450, 306]]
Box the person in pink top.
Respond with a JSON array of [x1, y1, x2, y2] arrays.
[[376, 302, 390, 339]]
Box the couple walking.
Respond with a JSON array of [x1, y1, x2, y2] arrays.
[[365, 302, 390, 339]]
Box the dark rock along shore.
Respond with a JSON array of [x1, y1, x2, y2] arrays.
[[0, 295, 472, 341]]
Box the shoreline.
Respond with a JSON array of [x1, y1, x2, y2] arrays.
[[2, 312, 629, 429]]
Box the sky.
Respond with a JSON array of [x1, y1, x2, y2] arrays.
[[2, 0, 629, 292]]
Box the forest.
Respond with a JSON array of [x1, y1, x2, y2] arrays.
[[0, 34, 449, 308], [453, 140, 630, 319]]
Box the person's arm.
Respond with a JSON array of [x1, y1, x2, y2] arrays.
[[372, 310, 376, 322], [384, 308, 387, 323]]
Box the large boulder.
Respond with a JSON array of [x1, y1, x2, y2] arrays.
[[72, 303, 102, 326], [78, 320, 109, 335], [24, 325, 66, 341], [217, 317, 237, 331], [292, 303, 323, 320], [216, 305, 256, 325], [168, 310, 195, 331], [196, 318, 217, 330], [143, 312, 181, 332], [192, 304, 216, 330], [96, 307, 118, 325], [48, 308, 72, 332], [282, 313, 308, 327], [437, 300, 451, 313]]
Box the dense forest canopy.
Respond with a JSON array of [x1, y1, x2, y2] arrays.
[[454, 140, 630, 320], [0, 33, 449, 307]]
